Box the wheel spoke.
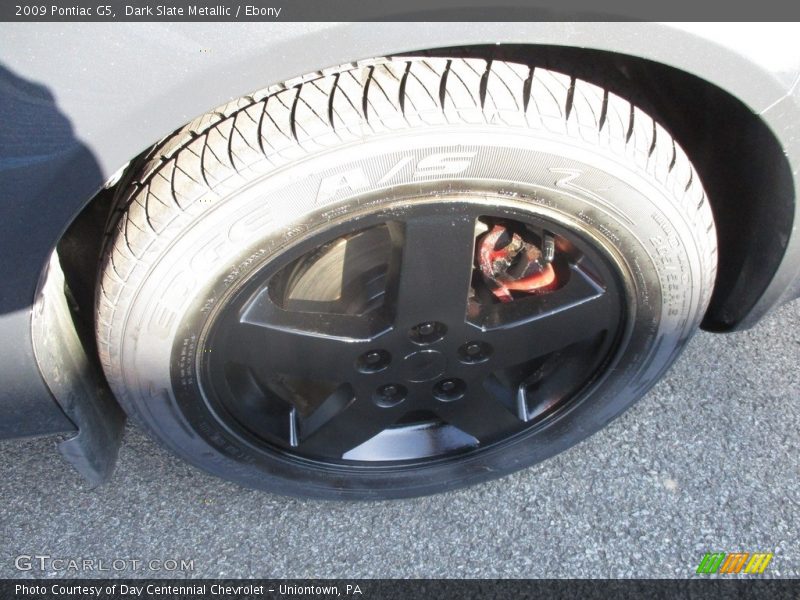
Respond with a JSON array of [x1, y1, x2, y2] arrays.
[[478, 264, 620, 369], [483, 373, 528, 421], [386, 211, 478, 330], [434, 381, 524, 443], [217, 286, 393, 382], [241, 287, 391, 341], [222, 323, 359, 382], [297, 384, 405, 457]]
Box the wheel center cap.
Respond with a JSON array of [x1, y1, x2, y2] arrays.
[[402, 350, 446, 383]]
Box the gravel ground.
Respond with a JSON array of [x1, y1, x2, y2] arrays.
[[1, 300, 798, 579]]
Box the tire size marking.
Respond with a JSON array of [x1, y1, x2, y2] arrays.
[[316, 152, 476, 203], [550, 167, 633, 226]]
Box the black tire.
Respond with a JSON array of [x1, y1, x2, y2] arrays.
[[97, 57, 716, 499]]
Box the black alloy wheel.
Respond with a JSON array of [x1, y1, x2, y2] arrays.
[[202, 199, 626, 467]]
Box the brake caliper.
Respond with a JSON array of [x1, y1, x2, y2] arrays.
[[477, 223, 556, 303]]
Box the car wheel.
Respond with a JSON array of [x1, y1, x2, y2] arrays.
[[96, 57, 716, 499]]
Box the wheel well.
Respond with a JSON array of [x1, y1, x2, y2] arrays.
[[56, 44, 795, 341]]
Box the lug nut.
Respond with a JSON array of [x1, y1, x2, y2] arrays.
[[433, 378, 466, 402], [356, 349, 391, 373], [374, 383, 407, 408], [440, 380, 457, 392], [409, 321, 447, 345], [458, 341, 492, 364], [419, 322, 435, 336]]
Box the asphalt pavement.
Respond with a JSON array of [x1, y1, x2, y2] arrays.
[[2, 300, 798, 579]]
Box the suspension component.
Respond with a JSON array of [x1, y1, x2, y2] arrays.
[[477, 223, 556, 303]]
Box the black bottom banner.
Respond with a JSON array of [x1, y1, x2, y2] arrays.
[[2, 579, 800, 600]]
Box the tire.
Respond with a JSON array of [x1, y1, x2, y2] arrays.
[[96, 56, 716, 500]]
